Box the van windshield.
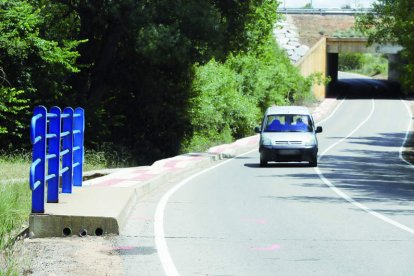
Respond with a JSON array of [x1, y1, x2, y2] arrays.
[[264, 114, 313, 132]]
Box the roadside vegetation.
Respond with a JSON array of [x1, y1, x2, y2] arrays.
[[0, 180, 30, 275], [356, 0, 414, 92], [339, 53, 388, 78], [0, 152, 31, 274]]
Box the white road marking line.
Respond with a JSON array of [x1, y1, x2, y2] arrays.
[[319, 98, 375, 157], [154, 149, 256, 276], [316, 98, 346, 124], [315, 98, 414, 235]]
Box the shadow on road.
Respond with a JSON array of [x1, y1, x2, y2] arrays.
[[244, 162, 311, 168], [284, 132, 414, 212], [328, 78, 403, 99]]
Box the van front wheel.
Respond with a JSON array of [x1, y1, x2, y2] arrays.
[[260, 154, 268, 167], [309, 158, 317, 167]]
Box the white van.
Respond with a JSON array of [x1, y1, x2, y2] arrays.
[[254, 106, 322, 167]]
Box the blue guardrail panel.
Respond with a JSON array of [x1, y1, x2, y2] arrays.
[[30, 106, 47, 213], [47, 107, 61, 203], [61, 107, 74, 193], [73, 108, 85, 186]]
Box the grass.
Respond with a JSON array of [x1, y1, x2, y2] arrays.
[[0, 151, 31, 274], [0, 181, 30, 275]]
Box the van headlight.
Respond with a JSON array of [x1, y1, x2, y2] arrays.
[[304, 137, 316, 146], [262, 137, 273, 146]]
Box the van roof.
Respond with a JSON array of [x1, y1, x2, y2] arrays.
[[265, 106, 311, 115]]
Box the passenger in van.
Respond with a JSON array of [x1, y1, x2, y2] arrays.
[[294, 117, 308, 132], [267, 119, 283, 132]]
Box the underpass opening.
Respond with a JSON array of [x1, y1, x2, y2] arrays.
[[325, 38, 403, 99]]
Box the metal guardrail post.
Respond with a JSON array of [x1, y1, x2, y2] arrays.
[[61, 107, 74, 193], [73, 108, 85, 186], [30, 106, 47, 213], [47, 107, 61, 203]]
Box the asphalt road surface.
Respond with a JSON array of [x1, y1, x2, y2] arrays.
[[116, 77, 414, 275]]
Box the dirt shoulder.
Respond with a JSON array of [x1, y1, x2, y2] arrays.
[[13, 235, 122, 275]]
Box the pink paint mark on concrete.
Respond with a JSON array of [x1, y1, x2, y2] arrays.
[[251, 244, 281, 251], [130, 173, 157, 181], [254, 219, 268, 225], [95, 178, 124, 187]]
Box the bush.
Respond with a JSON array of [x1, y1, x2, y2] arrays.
[[182, 37, 314, 152], [339, 53, 388, 77], [339, 53, 364, 71]]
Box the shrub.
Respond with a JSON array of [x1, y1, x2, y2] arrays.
[[182, 37, 314, 152]]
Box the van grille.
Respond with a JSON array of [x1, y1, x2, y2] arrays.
[[275, 140, 302, 145]]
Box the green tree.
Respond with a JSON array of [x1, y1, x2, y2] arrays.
[[183, 2, 314, 152], [356, 0, 414, 91], [49, 0, 301, 163], [0, 0, 82, 146]]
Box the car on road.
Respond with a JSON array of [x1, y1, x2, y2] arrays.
[[254, 106, 322, 167]]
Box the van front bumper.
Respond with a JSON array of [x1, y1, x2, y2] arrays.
[[259, 145, 318, 162]]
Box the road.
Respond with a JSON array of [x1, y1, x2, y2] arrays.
[[116, 77, 414, 275]]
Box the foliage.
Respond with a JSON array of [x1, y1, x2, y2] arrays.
[[183, 36, 314, 152], [47, 0, 305, 163], [332, 28, 364, 38], [339, 53, 388, 77], [0, 0, 83, 147], [0, 87, 28, 137], [356, 0, 414, 91], [339, 53, 364, 71]]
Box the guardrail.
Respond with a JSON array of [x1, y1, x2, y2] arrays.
[[30, 106, 85, 213]]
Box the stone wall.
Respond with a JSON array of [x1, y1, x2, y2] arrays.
[[273, 20, 310, 64]]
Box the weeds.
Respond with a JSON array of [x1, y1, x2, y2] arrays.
[[0, 181, 30, 275]]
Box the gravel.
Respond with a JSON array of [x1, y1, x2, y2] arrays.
[[13, 235, 123, 275]]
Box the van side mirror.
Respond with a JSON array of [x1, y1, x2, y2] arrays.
[[316, 126, 323, 133], [254, 126, 261, 133]]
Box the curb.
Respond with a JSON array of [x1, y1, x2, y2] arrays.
[[29, 98, 337, 238]]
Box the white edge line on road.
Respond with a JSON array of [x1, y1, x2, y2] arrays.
[[154, 149, 257, 276], [315, 98, 414, 235], [316, 97, 346, 125]]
